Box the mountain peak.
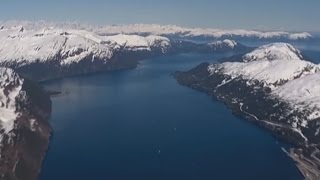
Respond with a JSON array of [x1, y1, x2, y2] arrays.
[[243, 43, 304, 62], [208, 39, 238, 49], [208, 43, 318, 88]]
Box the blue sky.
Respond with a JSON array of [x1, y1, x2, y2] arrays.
[[1, 0, 320, 31]]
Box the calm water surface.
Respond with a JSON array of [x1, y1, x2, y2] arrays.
[[40, 52, 304, 180]]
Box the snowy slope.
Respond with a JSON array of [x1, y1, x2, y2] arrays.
[[208, 43, 319, 88], [0, 68, 24, 134], [0, 26, 171, 67], [242, 43, 304, 62], [211, 59, 318, 88], [0, 21, 312, 40], [273, 73, 320, 121]]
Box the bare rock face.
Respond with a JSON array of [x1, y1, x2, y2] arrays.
[[0, 68, 52, 180]]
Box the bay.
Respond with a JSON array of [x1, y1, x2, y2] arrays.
[[40, 52, 303, 180]]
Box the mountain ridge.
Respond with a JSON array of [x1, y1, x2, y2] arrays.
[[0, 21, 313, 40], [0, 25, 250, 81]]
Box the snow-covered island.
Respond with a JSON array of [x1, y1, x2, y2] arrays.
[[175, 43, 320, 179]]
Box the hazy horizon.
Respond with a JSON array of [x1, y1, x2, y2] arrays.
[[1, 20, 320, 34], [1, 0, 320, 32]]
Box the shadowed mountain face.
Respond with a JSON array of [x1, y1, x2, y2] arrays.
[[175, 43, 320, 179], [0, 68, 52, 180]]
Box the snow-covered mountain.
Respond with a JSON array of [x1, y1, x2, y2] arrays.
[[242, 43, 304, 62], [170, 39, 251, 54], [0, 24, 250, 81], [208, 39, 238, 49], [0, 26, 170, 67], [0, 25, 247, 68], [0, 21, 313, 40], [95, 24, 312, 40], [206, 43, 320, 127], [0, 26, 173, 81], [209, 43, 319, 88], [211, 59, 319, 88], [0, 67, 51, 179], [175, 43, 320, 178]]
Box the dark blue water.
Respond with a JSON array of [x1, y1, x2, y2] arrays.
[[40, 53, 304, 180]]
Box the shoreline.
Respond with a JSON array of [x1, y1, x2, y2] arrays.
[[282, 148, 320, 180], [174, 69, 320, 180]]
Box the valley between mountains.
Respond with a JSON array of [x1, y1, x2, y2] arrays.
[[0, 22, 319, 179]]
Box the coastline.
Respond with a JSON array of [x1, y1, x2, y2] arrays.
[[174, 69, 320, 180]]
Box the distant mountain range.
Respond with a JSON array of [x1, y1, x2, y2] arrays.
[[0, 21, 313, 40], [0, 22, 255, 180]]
